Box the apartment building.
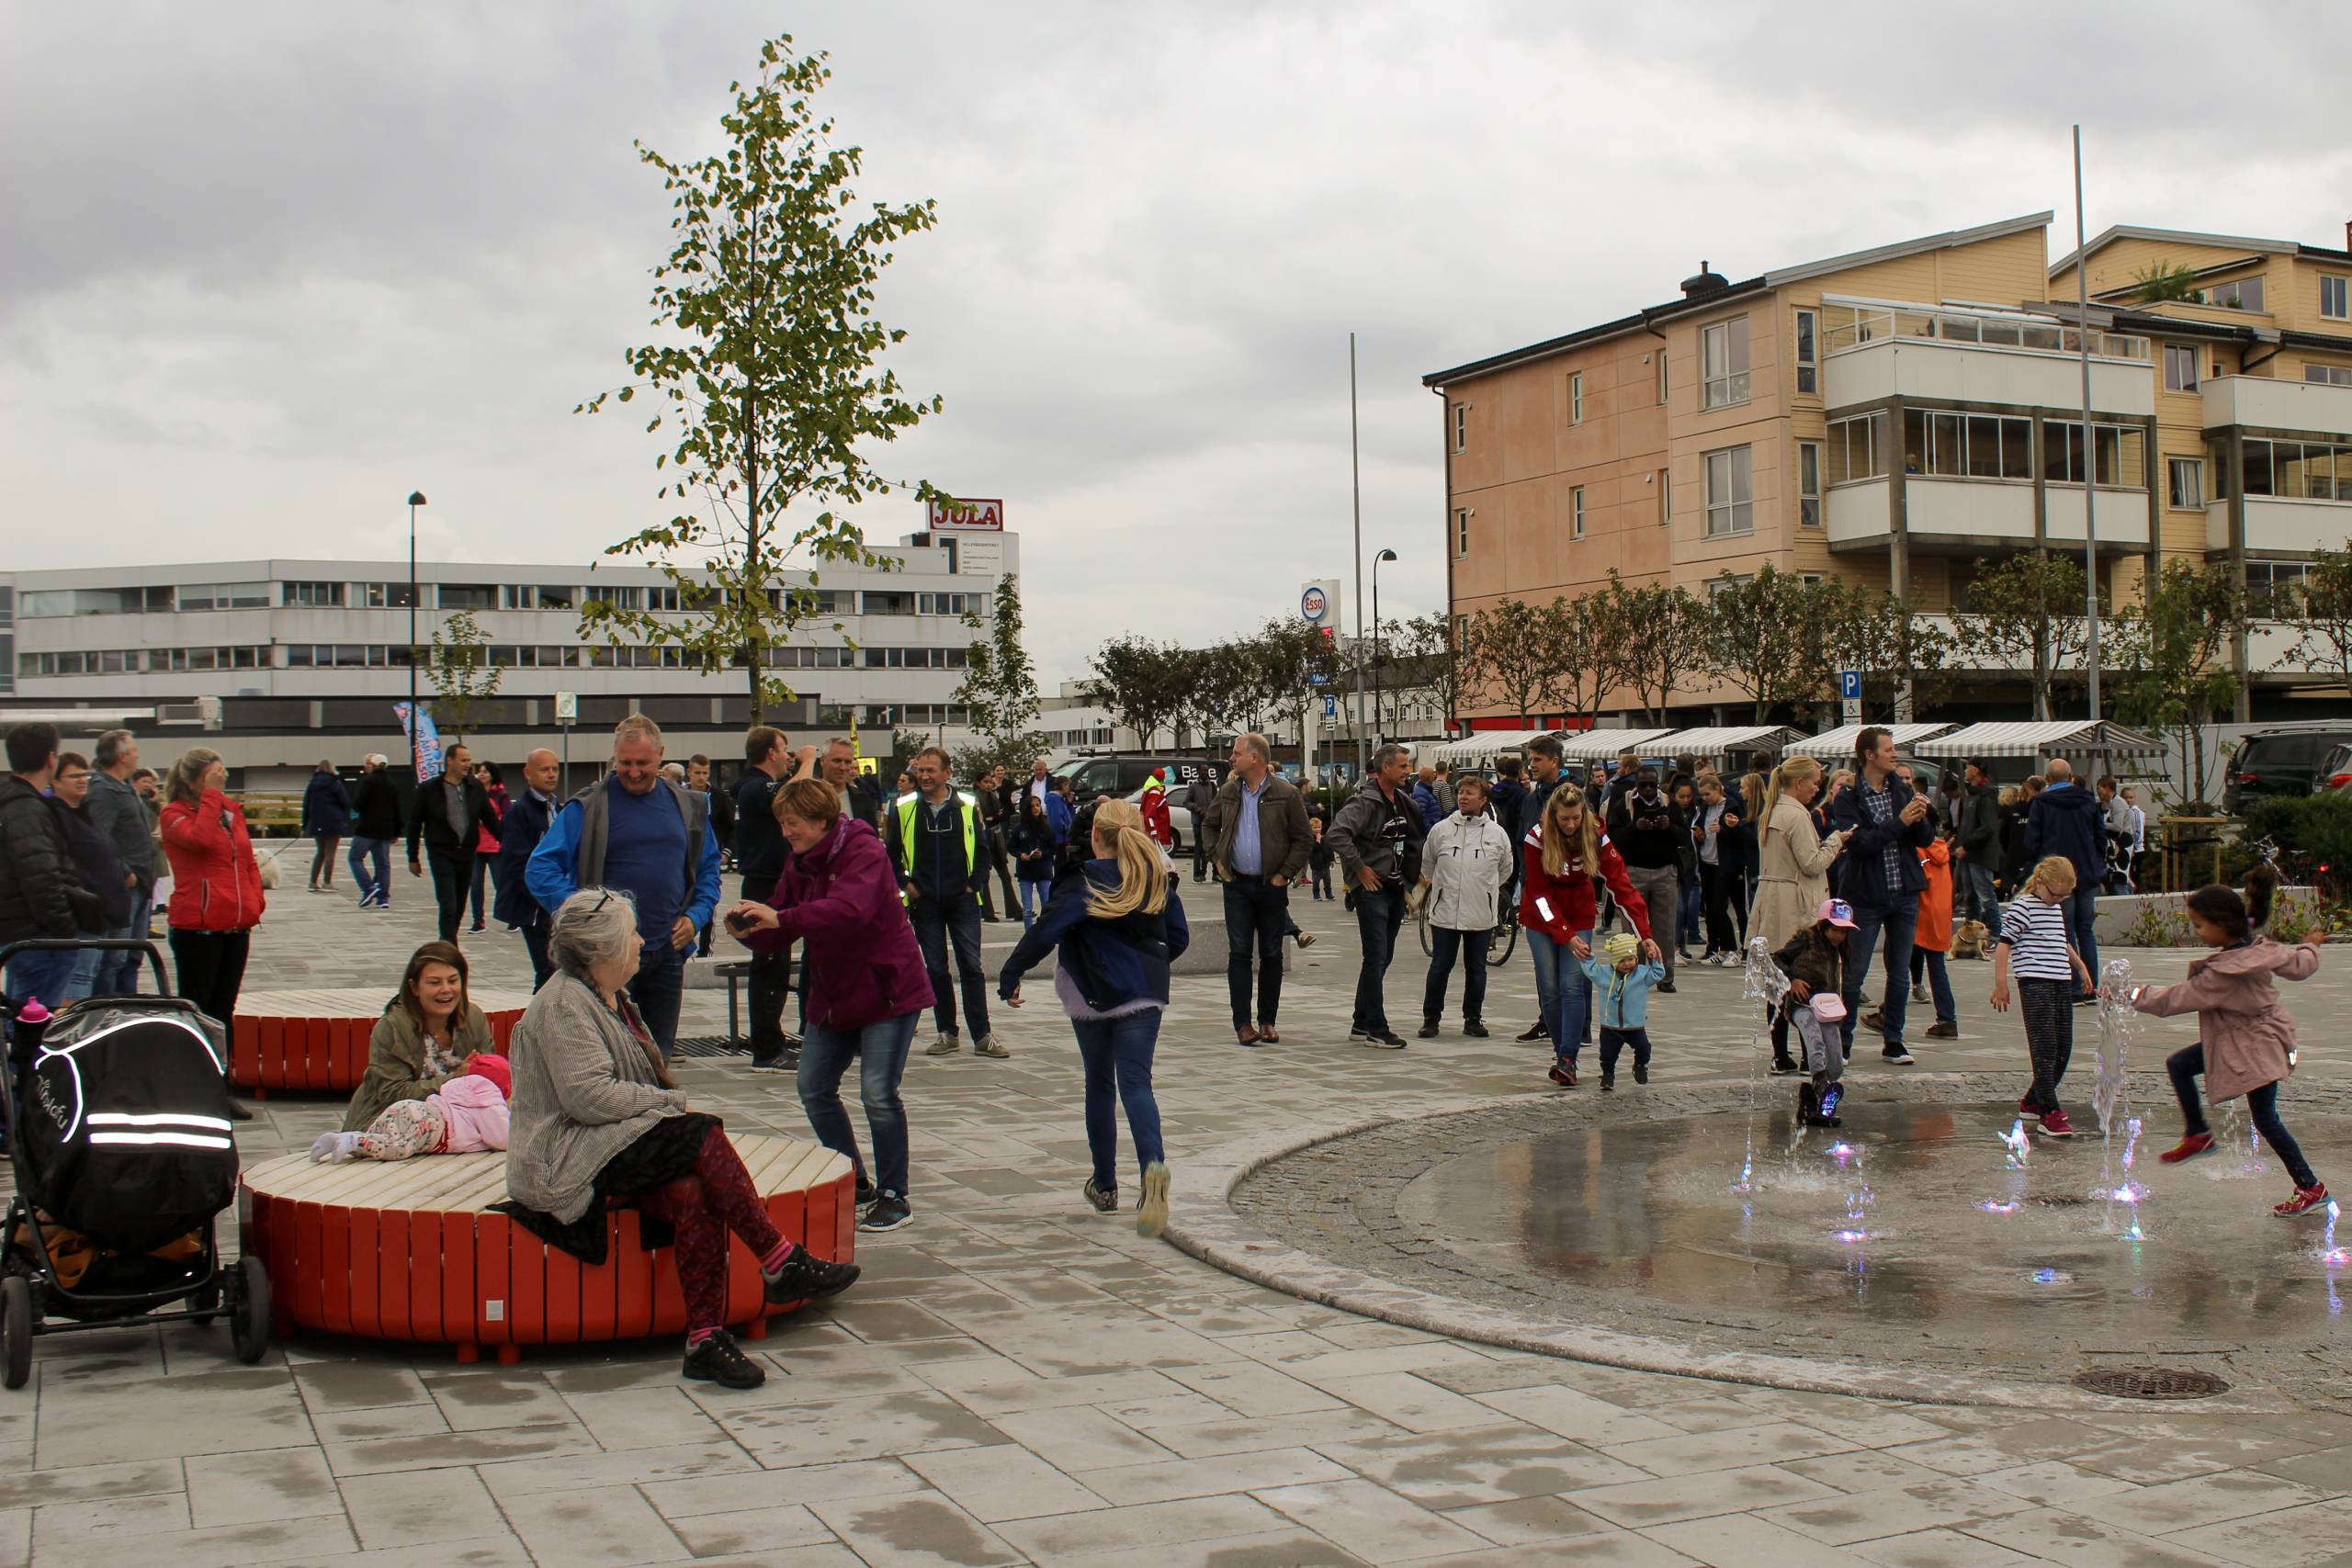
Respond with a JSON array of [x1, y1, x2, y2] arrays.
[[0, 527, 1013, 787], [1427, 213, 2352, 728]]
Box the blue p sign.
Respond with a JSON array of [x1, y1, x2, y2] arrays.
[[1838, 671, 1862, 701]]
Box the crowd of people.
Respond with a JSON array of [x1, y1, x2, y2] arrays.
[[1, 710, 2331, 1391]]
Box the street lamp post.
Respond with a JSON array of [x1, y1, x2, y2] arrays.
[[1372, 548, 1397, 743], [407, 491, 426, 778]]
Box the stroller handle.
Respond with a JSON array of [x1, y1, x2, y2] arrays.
[[0, 939, 174, 1001]]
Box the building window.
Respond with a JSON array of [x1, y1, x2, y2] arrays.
[[2307, 364, 2352, 389], [1657, 349, 1668, 405], [2246, 560, 2312, 615], [1453, 509, 1470, 558], [1703, 446, 1754, 537], [439, 583, 498, 611], [2041, 420, 2144, 487], [1568, 373, 1583, 425], [2203, 276, 2266, 312], [2167, 457, 2205, 511], [1798, 441, 1822, 527], [2164, 344, 2199, 392], [180, 581, 270, 612], [1794, 309, 1817, 395], [1659, 469, 1671, 525], [1453, 403, 1467, 453], [1705, 574, 1753, 599], [1571, 487, 1586, 539], [2324, 276, 2350, 321], [282, 581, 345, 608], [1827, 412, 1888, 484], [361, 581, 417, 609], [1901, 409, 2032, 480], [2235, 438, 2352, 501], [862, 591, 914, 615], [1702, 316, 1750, 410]]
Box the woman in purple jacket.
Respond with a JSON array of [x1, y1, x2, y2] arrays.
[[727, 779, 933, 1235]]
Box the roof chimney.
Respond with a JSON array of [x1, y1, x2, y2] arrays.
[[1680, 260, 1729, 299]]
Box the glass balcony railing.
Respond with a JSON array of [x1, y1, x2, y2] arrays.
[[1822, 304, 2149, 362]]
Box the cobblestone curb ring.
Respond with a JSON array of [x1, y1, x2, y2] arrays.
[[1162, 1076, 2337, 1415]]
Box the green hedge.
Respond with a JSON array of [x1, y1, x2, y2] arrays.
[[2238, 792, 2352, 897]]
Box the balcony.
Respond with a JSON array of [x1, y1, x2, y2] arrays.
[[1822, 303, 2154, 418], [2207, 497, 2352, 555], [1826, 475, 2147, 555], [2203, 375, 2352, 437]]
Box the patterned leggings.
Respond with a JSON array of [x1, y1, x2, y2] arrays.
[[2018, 976, 2075, 1112], [626, 1125, 785, 1334], [355, 1100, 447, 1160]]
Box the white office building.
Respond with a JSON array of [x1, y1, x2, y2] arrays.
[[0, 528, 1014, 790]]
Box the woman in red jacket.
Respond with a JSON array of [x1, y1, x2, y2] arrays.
[[1521, 785, 1657, 1088], [161, 746, 266, 1116]]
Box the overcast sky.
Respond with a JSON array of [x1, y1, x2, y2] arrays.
[[6, 4, 2350, 687]]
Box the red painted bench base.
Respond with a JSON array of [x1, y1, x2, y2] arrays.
[[230, 987, 530, 1097], [240, 1134, 855, 1359]]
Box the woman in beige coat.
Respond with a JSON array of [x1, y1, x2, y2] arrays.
[[1749, 757, 1849, 956]]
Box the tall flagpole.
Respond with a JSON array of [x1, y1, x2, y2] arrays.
[[1350, 332, 1367, 781], [2074, 124, 2101, 721]]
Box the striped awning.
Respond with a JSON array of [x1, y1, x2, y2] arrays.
[[1424, 729, 1561, 767], [1911, 720, 2167, 760], [1783, 722, 1955, 760], [1555, 728, 1679, 761], [1654, 725, 1804, 758]]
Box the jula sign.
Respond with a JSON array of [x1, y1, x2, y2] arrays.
[[926, 498, 1005, 531]]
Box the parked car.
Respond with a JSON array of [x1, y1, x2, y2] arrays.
[[1052, 754, 1227, 803], [2313, 742, 2352, 795], [2225, 726, 2352, 813]]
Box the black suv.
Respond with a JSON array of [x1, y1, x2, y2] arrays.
[[2224, 727, 2352, 813]]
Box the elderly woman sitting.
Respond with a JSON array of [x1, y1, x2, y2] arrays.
[[341, 941, 495, 1133], [497, 887, 858, 1390]]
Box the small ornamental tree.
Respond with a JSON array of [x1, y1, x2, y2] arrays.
[[2289, 544, 2352, 699], [1082, 635, 1186, 752], [2109, 558, 2247, 808], [1463, 597, 1566, 724], [577, 34, 945, 721], [1697, 567, 1821, 721], [424, 611, 503, 741], [949, 573, 1044, 778], [1594, 573, 1707, 726], [1962, 551, 2098, 719]]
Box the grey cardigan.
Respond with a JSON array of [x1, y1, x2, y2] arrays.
[[503, 971, 686, 1224]]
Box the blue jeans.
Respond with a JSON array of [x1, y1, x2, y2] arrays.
[[798, 1010, 918, 1196], [627, 939, 686, 1055], [1679, 881, 1702, 947], [910, 895, 990, 1040], [1961, 858, 2000, 932], [1842, 897, 1918, 1051], [1916, 946, 1956, 1025], [2065, 882, 2100, 991], [1070, 1009, 1165, 1190], [1528, 929, 1592, 1066], [1222, 876, 1288, 1031], [1421, 926, 1491, 1025], [88, 898, 150, 997], [1020, 878, 1049, 929], [5, 948, 84, 1032], [1351, 886, 1406, 1034], [348, 836, 392, 904]]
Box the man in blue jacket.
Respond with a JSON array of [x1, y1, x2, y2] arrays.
[[527, 716, 723, 1055], [496, 748, 560, 989], [2023, 756, 2106, 1003], [1828, 727, 1936, 1065]]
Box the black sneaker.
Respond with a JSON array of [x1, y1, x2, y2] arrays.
[[1463, 1021, 1489, 1039], [1359, 1030, 1408, 1049], [1633, 1063, 1648, 1085], [747, 1053, 797, 1074], [1656, 979, 1677, 995], [765, 1247, 860, 1303], [854, 1178, 877, 1208], [1770, 1057, 1801, 1075], [1417, 1019, 1440, 1040], [1516, 1022, 1549, 1043], [225, 1100, 254, 1122], [683, 1330, 765, 1389], [1600, 1073, 1615, 1092], [1082, 1178, 1118, 1213], [1882, 1043, 1915, 1065], [860, 1190, 913, 1233]]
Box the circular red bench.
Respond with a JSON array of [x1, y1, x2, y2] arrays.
[[230, 987, 532, 1097], [240, 1133, 854, 1362]]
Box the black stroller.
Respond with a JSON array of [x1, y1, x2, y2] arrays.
[[0, 938, 269, 1388]]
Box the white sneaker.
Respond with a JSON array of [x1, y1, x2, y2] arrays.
[[974, 1033, 1010, 1059], [925, 1033, 961, 1056]]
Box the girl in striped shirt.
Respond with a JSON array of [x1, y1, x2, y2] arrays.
[[1990, 855, 2094, 1137]]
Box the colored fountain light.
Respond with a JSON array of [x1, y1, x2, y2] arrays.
[[2000, 1120, 2030, 1168], [2324, 1201, 2348, 1269], [1835, 1229, 1869, 1245], [1979, 1200, 2020, 1214]]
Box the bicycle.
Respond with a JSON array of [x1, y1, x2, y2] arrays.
[[1414, 894, 1520, 966]]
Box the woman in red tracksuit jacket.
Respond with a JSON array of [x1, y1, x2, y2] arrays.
[[1521, 784, 1657, 1088], [160, 748, 266, 1066]]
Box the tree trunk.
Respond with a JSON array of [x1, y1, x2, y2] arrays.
[[742, 389, 763, 724]]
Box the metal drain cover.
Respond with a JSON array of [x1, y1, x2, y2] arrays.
[[2072, 1366, 2232, 1400]]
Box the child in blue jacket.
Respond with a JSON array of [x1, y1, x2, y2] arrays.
[[1579, 931, 1665, 1091]]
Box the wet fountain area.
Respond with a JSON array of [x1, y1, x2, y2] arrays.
[[1232, 1074, 2352, 1408]]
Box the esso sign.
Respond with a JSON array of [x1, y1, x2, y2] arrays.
[[1301, 587, 1329, 623]]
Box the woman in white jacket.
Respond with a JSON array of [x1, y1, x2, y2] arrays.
[[1413, 776, 1516, 1039]]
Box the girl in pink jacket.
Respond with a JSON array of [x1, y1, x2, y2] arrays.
[[2131, 867, 2328, 1217], [310, 1053, 514, 1163]]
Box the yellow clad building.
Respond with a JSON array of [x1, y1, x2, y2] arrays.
[[1425, 214, 2352, 728]]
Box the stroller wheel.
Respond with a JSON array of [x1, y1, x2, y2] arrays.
[[2, 1276, 32, 1390], [226, 1257, 271, 1366]]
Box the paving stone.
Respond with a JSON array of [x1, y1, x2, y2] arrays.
[[1845, 1529, 2044, 1568], [718, 1390, 1007, 1469], [642, 1460, 928, 1519], [1255, 1477, 1492, 1563], [664, 1503, 839, 1558], [986, 1405, 1181, 1472], [1159, 1360, 1349, 1417], [1316, 1425, 1655, 1508], [1570, 1465, 1847, 1528], [905, 1443, 1111, 1521], [2161, 1498, 2352, 1568], [1640, 1510, 1875, 1566], [1965, 1507, 2243, 1567], [1442, 1493, 1613, 1547], [1081, 1447, 1350, 1506], [806, 1491, 1023, 1567], [1756, 1478, 2035, 1545], [1322, 1372, 1516, 1434], [499, 1487, 692, 1565], [22, 1515, 361, 1568], [2069, 1467, 2330, 1533], [562, 1386, 729, 1450], [183, 1447, 343, 1528], [1603, 1422, 1861, 1478], [994, 1495, 1295, 1563], [0, 1457, 183, 1511], [339, 1468, 512, 1551]]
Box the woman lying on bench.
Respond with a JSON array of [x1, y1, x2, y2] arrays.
[[493, 887, 860, 1391]]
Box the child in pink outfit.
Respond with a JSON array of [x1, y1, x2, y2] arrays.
[[311, 1053, 513, 1163]]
